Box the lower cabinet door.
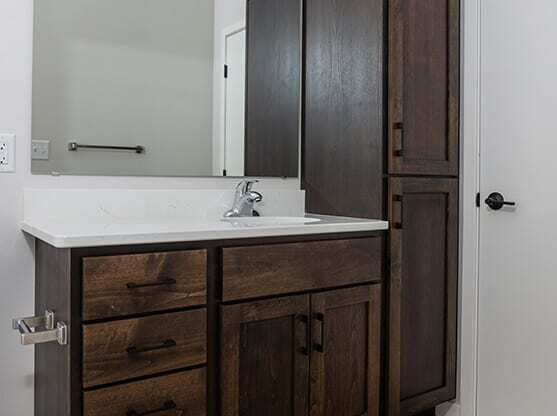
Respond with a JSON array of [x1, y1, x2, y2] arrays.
[[388, 177, 458, 415], [309, 285, 382, 416], [220, 294, 311, 416]]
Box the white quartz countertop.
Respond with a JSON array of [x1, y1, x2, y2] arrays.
[[21, 215, 389, 248]]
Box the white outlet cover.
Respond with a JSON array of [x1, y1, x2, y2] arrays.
[[32, 139, 50, 160], [0, 133, 16, 172]]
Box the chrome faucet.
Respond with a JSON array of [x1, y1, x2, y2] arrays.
[[224, 180, 263, 217]]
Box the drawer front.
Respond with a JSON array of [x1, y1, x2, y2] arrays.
[[83, 309, 207, 388], [83, 368, 206, 416], [223, 237, 382, 301], [83, 250, 207, 320]]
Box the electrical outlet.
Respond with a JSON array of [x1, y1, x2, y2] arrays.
[[32, 139, 50, 160], [0, 134, 16, 172]]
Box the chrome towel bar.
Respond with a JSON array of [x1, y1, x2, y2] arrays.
[[68, 142, 145, 154]]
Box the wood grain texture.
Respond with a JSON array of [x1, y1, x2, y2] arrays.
[[34, 241, 76, 416], [83, 309, 207, 388], [388, 177, 458, 415], [310, 285, 382, 416], [206, 248, 221, 416], [82, 250, 207, 320], [388, 0, 460, 176], [222, 238, 382, 301], [304, 0, 384, 218], [220, 295, 310, 416], [83, 368, 206, 416], [245, 0, 301, 178]]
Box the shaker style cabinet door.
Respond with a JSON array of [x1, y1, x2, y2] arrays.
[[220, 295, 311, 416], [388, 177, 458, 416], [388, 0, 460, 176], [309, 285, 382, 416]]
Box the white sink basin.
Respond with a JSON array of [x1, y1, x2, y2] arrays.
[[222, 216, 322, 227]]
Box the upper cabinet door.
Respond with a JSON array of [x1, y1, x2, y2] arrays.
[[221, 295, 310, 416], [245, 0, 301, 178], [309, 285, 381, 416], [388, 0, 460, 176]]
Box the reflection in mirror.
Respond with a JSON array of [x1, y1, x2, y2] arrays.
[[31, 0, 300, 178]]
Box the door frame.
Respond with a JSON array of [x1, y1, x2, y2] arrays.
[[446, 0, 481, 415], [213, 21, 246, 176]]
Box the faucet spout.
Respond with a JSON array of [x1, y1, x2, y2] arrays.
[[224, 180, 263, 217]]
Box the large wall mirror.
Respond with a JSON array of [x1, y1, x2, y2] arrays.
[[31, 0, 301, 177]]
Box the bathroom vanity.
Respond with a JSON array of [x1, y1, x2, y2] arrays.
[[19, 203, 387, 416], [22, 0, 460, 414]]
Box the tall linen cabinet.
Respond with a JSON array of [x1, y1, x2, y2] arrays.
[[303, 0, 460, 415]]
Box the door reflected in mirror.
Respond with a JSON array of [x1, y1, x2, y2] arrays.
[[31, 0, 301, 178]]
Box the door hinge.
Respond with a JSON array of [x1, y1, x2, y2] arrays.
[[224, 65, 228, 78], [476, 192, 480, 207]]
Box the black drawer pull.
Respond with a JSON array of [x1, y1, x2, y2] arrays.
[[126, 339, 177, 355], [393, 194, 404, 229], [126, 278, 176, 289], [313, 313, 325, 353], [126, 400, 177, 416]]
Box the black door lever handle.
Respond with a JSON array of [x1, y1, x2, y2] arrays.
[[485, 192, 516, 210]]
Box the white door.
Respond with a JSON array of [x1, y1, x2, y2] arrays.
[[478, 1, 557, 415], [224, 28, 246, 177]]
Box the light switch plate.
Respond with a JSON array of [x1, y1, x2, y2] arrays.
[[32, 139, 50, 160], [0, 134, 16, 172]]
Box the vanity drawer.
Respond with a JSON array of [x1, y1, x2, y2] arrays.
[[83, 309, 207, 388], [222, 237, 382, 301], [82, 250, 207, 320], [83, 368, 206, 416]]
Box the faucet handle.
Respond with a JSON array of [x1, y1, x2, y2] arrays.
[[238, 179, 259, 193]]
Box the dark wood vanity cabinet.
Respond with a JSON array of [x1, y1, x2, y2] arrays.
[[33, 233, 384, 416], [387, 178, 459, 416], [221, 286, 382, 416], [388, 0, 460, 176]]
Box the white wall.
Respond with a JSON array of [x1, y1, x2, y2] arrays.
[[0, 1, 298, 415]]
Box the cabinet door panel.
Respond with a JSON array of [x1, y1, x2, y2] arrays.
[[221, 295, 310, 416], [304, 0, 384, 218], [310, 285, 381, 416], [388, 0, 459, 175], [388, 177, 458, 415]]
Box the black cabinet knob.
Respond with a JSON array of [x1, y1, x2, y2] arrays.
[[485, 192, 516, 210]]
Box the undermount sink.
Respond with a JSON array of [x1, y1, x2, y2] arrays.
[[222, 216, 321, 227]]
